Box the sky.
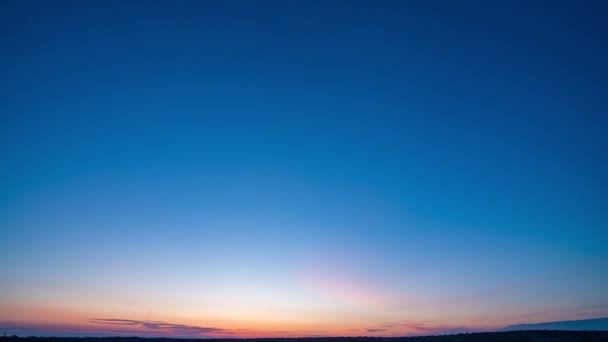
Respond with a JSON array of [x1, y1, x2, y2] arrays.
[[1, 0, 608, 338]]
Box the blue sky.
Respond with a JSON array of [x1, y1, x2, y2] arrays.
[[1, 0, 608, 337]]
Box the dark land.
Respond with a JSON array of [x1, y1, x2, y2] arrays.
[[3, 332, 608, 342]]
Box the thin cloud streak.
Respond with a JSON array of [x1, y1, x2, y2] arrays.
[[91, 319, 231, 336], [365, 321, 479, 336]]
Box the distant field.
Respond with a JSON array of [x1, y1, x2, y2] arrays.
[[3, 331, 608, 342]]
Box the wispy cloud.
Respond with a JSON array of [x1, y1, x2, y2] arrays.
[[364, 321, 477, 336], [91, 318, 230, 336], [401, 322, 473, 335], [506, 304, 608, 324]]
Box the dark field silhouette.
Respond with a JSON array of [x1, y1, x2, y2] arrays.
[[3, 331, 608, 342]]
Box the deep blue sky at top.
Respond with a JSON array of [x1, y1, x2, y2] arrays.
[[1, 0, 608, 327]]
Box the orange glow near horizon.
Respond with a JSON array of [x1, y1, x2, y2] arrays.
[[2, 297, 578, 339], [2, 267, 606, 338]]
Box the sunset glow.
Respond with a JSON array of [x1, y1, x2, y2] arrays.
[[2, 0, 607, 338]]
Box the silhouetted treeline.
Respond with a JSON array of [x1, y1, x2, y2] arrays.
[[2, 331, 608, 342]]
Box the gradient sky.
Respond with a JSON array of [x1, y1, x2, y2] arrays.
[[1, 0, 608, 338]]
